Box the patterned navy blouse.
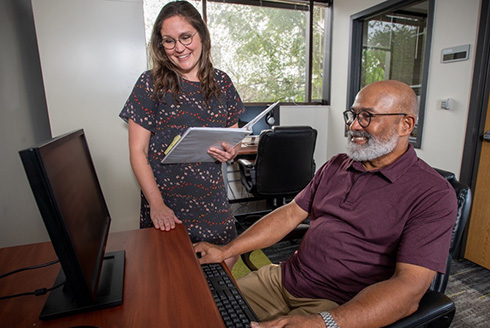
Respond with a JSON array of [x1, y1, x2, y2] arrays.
[[120, 69, 245, 245]]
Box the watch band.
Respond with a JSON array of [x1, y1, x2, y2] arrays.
[[319, 311, 340, 328]]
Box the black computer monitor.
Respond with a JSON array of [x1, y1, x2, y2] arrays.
[[19, 129, 124, 320], [238, 104, 280, 136]]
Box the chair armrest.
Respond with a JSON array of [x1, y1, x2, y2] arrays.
[[240, 252, 259, 271], [384, 291, 455, 328], [237, 158, 255, 168], [240, 222, 310, 272], [237, 158, 256, 193]]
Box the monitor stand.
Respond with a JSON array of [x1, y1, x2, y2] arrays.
[[39, 250, 125, 320]]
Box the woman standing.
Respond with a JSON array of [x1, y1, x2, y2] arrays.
[[120, 1, 244, 263]]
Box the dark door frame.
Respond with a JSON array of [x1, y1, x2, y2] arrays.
[[458, 0, 490, 259], [347, 0, 434, 149]]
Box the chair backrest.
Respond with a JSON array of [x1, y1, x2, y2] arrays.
[[254, 126, 317, 197], [430, 168, 472, 293]]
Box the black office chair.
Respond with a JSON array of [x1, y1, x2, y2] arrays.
[[239, 168, 471, 328], [237, 126, 317, 270], [386, 168, 471, 328], [237, 126, 317, 206]]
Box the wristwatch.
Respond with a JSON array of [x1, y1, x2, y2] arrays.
[[319, 311, 340, 328]]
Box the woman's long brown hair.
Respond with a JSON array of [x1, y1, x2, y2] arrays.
[[148, 1, 221, 103]]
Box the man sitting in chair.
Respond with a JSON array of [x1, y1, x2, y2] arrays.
[[194, 80, 457, 328]]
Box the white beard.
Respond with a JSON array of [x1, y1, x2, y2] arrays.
[[346, 128, 398, 161]]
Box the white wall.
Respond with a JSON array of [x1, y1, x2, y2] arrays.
[[280, 105, 329, 168], [0, 0, 52, 247], [32, 0, 148, 234], [418, 0, 480, 174], [328, 0, 481, 177]]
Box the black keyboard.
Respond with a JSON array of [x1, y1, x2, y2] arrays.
[[201, 263, 259, 328]]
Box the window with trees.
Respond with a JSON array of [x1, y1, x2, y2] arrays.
[[143, 0, 332, 104]]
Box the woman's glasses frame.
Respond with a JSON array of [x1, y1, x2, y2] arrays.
[[161, 31, 198, 50]]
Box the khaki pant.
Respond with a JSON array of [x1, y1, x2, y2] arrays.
[[237, 264, 339, 321]]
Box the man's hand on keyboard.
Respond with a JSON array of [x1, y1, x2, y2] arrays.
[[250, 314, 326, 328], [193, 241, 226, 264]]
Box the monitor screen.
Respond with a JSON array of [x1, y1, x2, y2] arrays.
[[238, 104, 280, 136], [19, 129, 124, 320]]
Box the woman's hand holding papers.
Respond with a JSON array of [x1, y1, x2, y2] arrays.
[[208, 142, 239, 163]]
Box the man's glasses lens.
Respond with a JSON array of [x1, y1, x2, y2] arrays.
[[343, 111, 353, 124], [343, 110, 371, 128]]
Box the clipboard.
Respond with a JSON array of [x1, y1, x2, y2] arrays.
[[161, 101, 279, 164]]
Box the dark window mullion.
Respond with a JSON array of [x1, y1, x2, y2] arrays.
[[202, 0, 207, 21], [306, 0, 314, 102], [322, 4, 332, 104]]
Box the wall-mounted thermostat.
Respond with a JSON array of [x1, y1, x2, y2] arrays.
[[441, 44, 470, 63], [441, 98, 452, 110]]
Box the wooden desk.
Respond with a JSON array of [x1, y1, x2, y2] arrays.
[[237, 144, 258, 156], [0, 225, 225, 327]]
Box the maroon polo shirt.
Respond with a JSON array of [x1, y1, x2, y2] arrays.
[[281, 144, 457, 304]]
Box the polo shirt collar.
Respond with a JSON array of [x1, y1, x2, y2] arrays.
[[348, 144, 418, 183]]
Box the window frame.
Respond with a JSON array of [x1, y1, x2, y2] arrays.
[[200, 0, 332, 104], [347, 0, 434, 148]]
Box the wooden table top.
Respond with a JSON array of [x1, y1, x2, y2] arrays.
[[0, 225, 225, 327]]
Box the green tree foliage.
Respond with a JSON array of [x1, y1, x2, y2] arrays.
[[209, 4, 307, 102]]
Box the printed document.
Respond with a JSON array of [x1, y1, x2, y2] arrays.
[[161, 101, 279, 164]]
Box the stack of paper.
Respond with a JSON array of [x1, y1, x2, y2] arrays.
[[161, 101, 279, 164]]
